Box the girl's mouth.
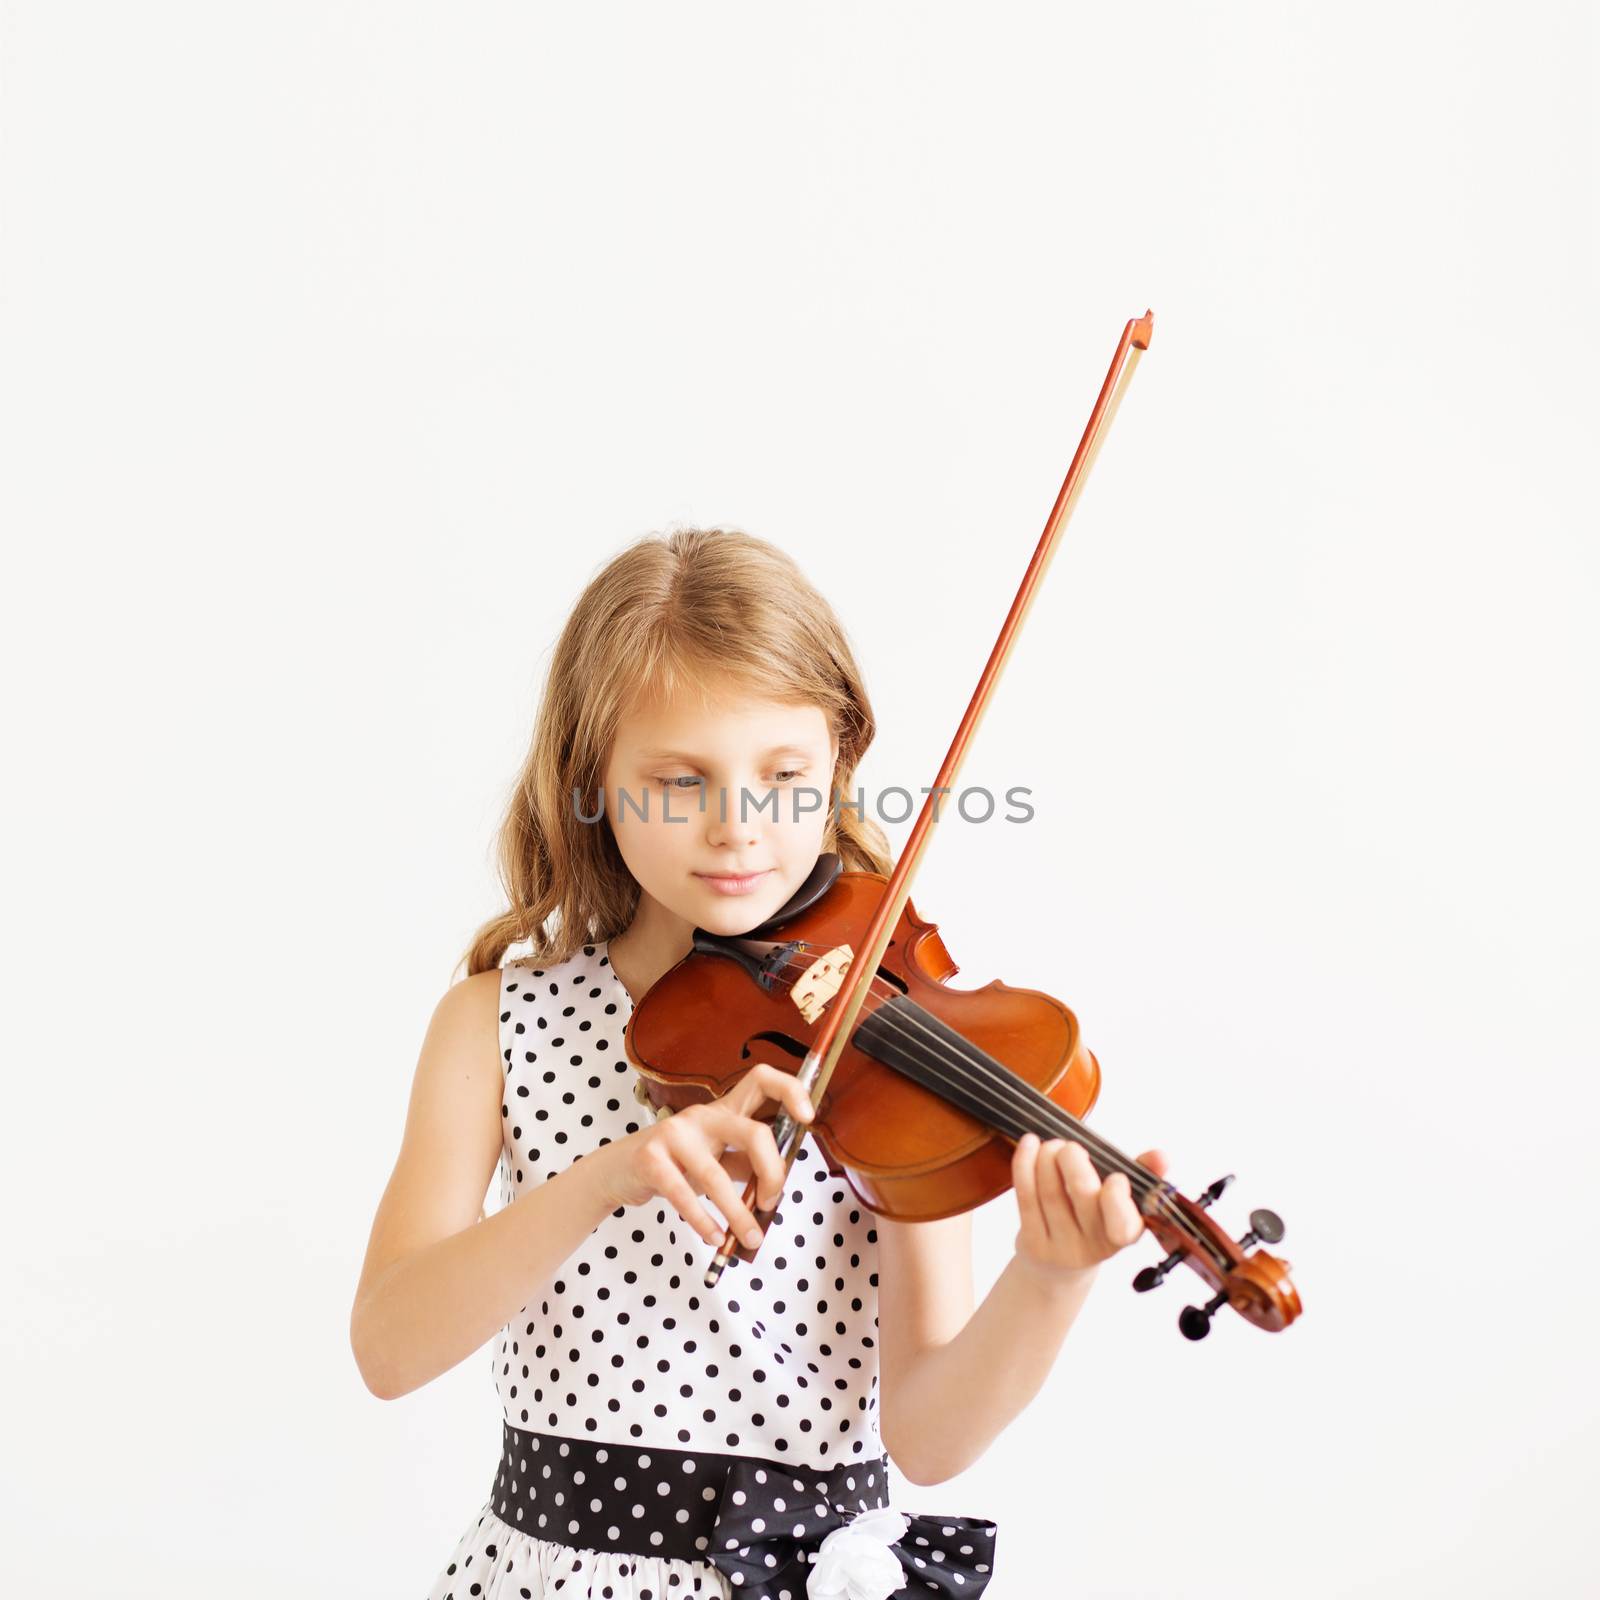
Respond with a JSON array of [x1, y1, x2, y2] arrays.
[[694, 870, 772, 896]]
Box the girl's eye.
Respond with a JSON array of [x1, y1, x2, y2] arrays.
[[657, 772, 804, 787]]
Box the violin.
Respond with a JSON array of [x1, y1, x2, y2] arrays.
[[623, 312, 1303, 1341]]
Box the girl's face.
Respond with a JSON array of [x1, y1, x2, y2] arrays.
[[602, 681, 839, 938]]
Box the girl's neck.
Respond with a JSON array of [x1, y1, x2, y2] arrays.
[[607, 897, 694, 1006]]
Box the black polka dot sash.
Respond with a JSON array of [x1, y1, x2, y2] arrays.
[[491, 1422, 996, 1595], [708, 1455, 997, 1599]]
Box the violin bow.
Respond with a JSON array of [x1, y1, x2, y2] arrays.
[[705, 310, 1154, 1287]]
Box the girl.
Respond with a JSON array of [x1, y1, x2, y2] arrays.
[[350, 526, 1166, 1600]]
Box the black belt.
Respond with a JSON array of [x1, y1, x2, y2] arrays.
[[490, 1420, 997, 1597]]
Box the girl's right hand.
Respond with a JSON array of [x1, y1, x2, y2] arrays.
[[597, 1063, 815, 1250]]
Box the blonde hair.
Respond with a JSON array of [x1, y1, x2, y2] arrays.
[[458, 525, 893, 980]]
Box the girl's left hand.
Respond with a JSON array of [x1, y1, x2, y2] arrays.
[[1011, 1132, 1169, 1286]]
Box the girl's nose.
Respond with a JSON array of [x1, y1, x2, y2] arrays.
[[703, 784, 764, 848]]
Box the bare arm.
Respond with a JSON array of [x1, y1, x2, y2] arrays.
[[878, 1209, 1098, 1485], [348, 969, 621, 1401], [877, 1135, 1167, 1485]]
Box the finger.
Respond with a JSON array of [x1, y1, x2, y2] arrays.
[[659, 1113, 765, 1239], [647, 1146, 735, 1248], [1136, 1148, 1169, 1179], [699, 1103, 788, 1210], [726, 1062, 786, 1114], [730, 1063, 816, 1127], [1058, 1142, 1108, 1250], [674, 1133, 768, 1246], [1038, 1138, 1074, 1243], [1012, 1132, 1046, 1243], [1098, 1170, 1144, 1250]]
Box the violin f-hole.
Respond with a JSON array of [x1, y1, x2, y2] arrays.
[[740, 1030, 808, 1063]]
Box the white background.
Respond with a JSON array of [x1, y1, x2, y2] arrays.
[[4, 4, 1596, 1595]]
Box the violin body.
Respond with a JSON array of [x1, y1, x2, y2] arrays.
[[626, 868, 1102, 1222]]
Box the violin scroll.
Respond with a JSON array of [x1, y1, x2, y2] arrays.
[[1131, 1176, 1302, 1339]]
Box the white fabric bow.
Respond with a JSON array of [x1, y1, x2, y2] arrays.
[[806, 1507, 911, 1600]]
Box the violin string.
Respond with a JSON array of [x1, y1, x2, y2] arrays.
[[767, 950, 1196, 1239], [855, 995, 1200, 1243], [770, 949, 1154, 1183], [767, 948, 1159, 1189], [803, 975, 1196, 1242]]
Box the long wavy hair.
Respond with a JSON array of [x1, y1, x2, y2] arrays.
[[458, 525, 893, 979]]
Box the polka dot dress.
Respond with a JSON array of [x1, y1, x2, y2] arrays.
[[424, 940, 889, 1600]]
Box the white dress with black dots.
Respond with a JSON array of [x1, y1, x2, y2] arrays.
[[423, 940, 987, 1600]]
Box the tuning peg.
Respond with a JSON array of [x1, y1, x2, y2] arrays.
[[1179, 1289, 1229, 1341], [1133, 1176, 1239, 1293], [1133, 1248, 1186, 1293], [1237, 1208, 1285, 1249]]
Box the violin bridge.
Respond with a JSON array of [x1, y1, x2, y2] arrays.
[[790, 945, 854, 1024]]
